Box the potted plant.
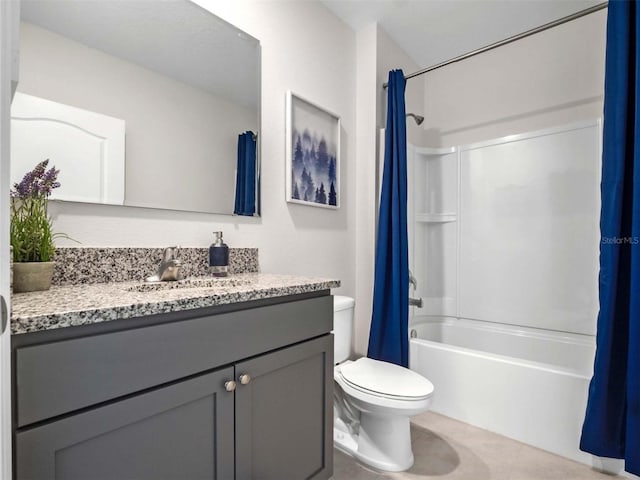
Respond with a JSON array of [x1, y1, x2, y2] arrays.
[[10, 159, 63, 293]]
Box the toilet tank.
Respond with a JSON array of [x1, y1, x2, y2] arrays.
[[333, 296, 355, 363]]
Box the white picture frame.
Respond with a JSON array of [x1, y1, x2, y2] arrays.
[[285, 91, 340, 209]]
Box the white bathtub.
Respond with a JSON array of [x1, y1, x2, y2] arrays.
[[409, 317, 596, 465]]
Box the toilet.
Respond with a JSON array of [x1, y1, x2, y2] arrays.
[[333, 296, 434, 472]]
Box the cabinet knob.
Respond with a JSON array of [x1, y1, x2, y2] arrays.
[[225, 380, 237, 392], [239, 374, 251, 385]]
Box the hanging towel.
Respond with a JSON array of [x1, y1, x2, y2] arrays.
[[234, 131, 257, 216]]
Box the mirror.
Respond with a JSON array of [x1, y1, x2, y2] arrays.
[[12, 0, 261, 216]]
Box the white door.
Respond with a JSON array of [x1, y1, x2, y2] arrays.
[[10, 92, 126, 205], [0, 1, 19, 479]]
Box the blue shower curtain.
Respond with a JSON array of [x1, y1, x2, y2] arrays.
[[580, 2, 640, 475], [367, 69, 409, 367], [234, 131, 256, 216]]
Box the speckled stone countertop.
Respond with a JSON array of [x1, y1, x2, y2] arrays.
[[11, 273, 340, 335]]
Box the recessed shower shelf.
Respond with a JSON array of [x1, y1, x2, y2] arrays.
[[415, 213, 457, 223]]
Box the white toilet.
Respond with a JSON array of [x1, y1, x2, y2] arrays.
[[333, 295, 434, 472]]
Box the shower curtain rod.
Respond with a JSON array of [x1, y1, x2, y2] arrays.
[[382, 1, 608, 89]]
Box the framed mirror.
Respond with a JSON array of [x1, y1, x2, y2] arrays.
[[12, 0, 261, 216]]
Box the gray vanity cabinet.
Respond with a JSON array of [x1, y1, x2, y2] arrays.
[[13, 293, 334, 480], [15, 368, 235, 480], [235, 335, 333, 480]]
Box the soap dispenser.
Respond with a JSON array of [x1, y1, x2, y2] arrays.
[[209, 231, 229, 277]]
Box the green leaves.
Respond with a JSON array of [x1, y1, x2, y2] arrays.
[[11, 162, 78, 262], [10, 195, 56, 263]]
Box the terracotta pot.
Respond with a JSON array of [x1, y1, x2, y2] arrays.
[[12, 262, 55, 293]]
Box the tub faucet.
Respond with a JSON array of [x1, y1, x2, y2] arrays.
[[409, 270, 418, 290], [408, 270, 422, 307], [145, 246, 183, 282]]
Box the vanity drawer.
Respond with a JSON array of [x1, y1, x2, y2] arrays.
[[15, 295, 333, 427]]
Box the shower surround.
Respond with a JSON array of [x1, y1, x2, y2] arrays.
[[404, 120, 602, 466]]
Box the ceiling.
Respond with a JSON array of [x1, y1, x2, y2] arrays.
[[20, 0, 260, 109], [322, 0, 604, 70]]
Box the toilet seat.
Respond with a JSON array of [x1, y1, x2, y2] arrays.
[[337, 357, 434, 401]]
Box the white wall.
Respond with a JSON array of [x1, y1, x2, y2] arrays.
[[353, 23, 377, 356], [422, 10, 606, 147], [18, 21, 256, 214], [376, 26, 425, 146], [42, 1, 356, 298]]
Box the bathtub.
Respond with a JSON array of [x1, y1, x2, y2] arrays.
[[409, 317, 596, 465]]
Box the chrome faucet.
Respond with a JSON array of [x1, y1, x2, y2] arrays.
[[408, 269, 422, 308], [409, 269, 418, 290], [145, 246, 183, 282]]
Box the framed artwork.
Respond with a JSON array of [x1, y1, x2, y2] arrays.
[[286, 91, 340, 209]]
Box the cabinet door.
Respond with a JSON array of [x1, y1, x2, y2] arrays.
[[235, 335, 333, 480], [15, 368, 235, 480]]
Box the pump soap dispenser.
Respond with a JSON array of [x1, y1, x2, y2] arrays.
[[209, 231, 229, 277]]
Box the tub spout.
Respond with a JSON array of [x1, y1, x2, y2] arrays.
[[409, 297, 423, 308]]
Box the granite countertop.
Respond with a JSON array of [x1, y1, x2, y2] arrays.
[[11, 273, 340, 335]]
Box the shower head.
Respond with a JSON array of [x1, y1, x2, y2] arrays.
[[406, 113, 424, 126]]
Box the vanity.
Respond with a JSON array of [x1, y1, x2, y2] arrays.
[[9, 0, 337, 476], [11, 268, 338, 480]]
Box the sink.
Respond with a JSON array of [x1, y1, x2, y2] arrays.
[[128, 276, 251, 292]]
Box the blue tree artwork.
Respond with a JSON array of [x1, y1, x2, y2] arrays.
[[288, 93, 339, 208]]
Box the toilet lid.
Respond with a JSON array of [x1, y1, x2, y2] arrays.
[[339, 357, 434, 399]]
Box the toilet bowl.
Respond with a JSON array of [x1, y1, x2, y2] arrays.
[[333, 296, 434, 472]]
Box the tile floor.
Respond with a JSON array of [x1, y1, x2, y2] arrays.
[[332, 412, 619, 480]]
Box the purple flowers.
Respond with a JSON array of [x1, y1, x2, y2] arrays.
[[10, 160, 67, 262], [11, 159, 61, 199]]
